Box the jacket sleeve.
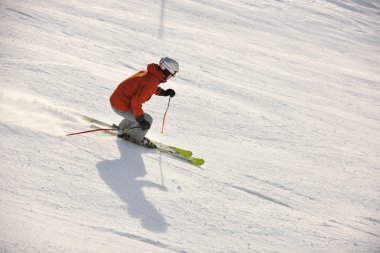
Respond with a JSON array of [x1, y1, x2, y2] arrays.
[[131, 84, 157, 117]]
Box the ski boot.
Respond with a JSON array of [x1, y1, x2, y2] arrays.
[[117, 132, 131, 140], [135, 137, 157, 149], [117, 131, 156, 149]]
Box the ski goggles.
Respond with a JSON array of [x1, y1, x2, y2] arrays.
[[163, 69, 178, 78]]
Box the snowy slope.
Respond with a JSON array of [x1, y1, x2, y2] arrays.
[[1, 0, 380, 252]]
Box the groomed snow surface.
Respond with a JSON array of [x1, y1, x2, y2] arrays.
[[1, 0, 379, 252]]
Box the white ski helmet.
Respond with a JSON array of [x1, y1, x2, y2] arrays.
[[159, 57, 179, 76]]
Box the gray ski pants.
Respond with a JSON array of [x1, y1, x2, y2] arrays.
[[112, 106, 153, 141]]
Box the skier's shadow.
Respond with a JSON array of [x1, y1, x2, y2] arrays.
[[96, 139, 168, 233]]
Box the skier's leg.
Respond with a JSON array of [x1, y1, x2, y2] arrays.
[[118, 113, 136, 131], [128, 113, 153, 141], [112, 106, 153, 141], [111, 107, 135, 130]]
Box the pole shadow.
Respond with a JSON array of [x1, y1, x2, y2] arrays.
[[96, 139, 168, 233]]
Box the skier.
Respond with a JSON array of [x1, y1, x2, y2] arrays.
[[109, 57, 178, 147]]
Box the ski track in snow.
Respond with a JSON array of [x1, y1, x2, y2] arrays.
[[0, 89, 80, 136], [1, 0, 380, 252]]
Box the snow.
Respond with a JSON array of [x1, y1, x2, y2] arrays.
[[1, 0, 379, 252]]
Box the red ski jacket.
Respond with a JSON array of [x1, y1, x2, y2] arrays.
[[110, 63, 166, 117]]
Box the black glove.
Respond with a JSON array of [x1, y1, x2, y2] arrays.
[[160, 88, 176, 97], [136, 115, 151, 130]]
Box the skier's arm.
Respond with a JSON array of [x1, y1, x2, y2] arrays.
[[131, 89, 145, 117], [131, 85, 157, 117]]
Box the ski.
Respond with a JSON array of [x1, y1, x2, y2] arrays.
[[83, 116, 204, 166], [83, 115, 113, 127], [90, 124, 204, 166]]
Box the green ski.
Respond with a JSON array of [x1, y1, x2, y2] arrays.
[[83, 116, 204, 166]]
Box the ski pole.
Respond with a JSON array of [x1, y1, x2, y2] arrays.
[[66, 128, 114, 136], [66, 126, 140, 137], [161, 97, 172, 134]]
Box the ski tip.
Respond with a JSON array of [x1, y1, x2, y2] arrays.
[[190, 158, 205, 166], [82, 115, 91, 121], [175, 148, 193, 158]]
